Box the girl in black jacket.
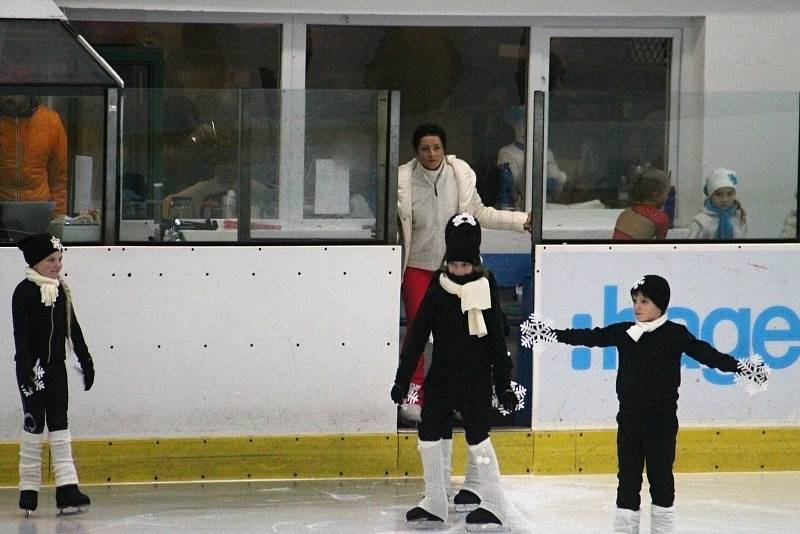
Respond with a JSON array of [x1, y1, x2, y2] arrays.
[[391, 213, 517, 532], [13, 233, 95, 516]]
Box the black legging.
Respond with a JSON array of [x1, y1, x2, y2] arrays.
[[16, 359, 69, 434], [616, 408, 679, 510], [417, 381, 493, 446]]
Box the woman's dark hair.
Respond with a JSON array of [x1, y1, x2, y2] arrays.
[[412, 123, 447, 152]]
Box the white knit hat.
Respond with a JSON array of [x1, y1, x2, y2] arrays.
[[704, 167, 739, 196]]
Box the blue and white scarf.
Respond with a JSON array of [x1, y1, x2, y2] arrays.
[[704, 199, 737, 240]]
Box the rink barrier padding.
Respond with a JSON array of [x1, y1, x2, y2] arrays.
[[0, 428, 798, 486]]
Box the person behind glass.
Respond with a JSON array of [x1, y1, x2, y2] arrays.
[[397, 123, 531, 418], [687, 167, 747, 239], [613, 168, 670, 240], [161, 130, 271, 219], [13, 234, 95, 516], [0, 95, 68, 217], [550, 275, 766, 534], [391, 213, 517, 530]]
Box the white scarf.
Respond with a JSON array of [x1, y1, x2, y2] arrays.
[[25, 267, 60, 307], [626, 313, 668, 342], [439, 273, 491, 337]]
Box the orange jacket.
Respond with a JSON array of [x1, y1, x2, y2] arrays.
[[0, 103, 68, 216]]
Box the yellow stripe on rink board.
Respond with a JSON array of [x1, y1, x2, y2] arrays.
[[67, 435, 399, 485], [675, 428, 800, 472], [0, 428, 797, 486]]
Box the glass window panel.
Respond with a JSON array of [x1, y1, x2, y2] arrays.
[[544, 37, 672, 240], [71, 22, 281, 91], [0, 20, 117, 86], [307, 25, 530, 211], [1, 91, 105, 243], [674, 92, 799, 241], [119, 88, 393, 242], [69, 21, 283, 242], [303, 91, 379, 223]]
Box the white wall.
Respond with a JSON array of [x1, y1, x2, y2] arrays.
[[704, 12, 800, 93], [0, 246, 401, 439]]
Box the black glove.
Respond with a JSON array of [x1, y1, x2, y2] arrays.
[[390, 383, 406, 405], [499, 389, 518, 413], [79, 356, 95, 391]]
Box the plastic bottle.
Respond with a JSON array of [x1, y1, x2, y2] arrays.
[[664, 186, 676, 228], [496, 163, 514, 210], [222, 189, 236, 219]]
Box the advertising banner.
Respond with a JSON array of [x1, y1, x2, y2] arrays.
[[534, 244, 799, 429]]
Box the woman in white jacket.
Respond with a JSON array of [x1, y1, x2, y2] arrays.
[[396, 123, 531, 512]]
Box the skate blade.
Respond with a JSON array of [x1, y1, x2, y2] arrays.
[[407, 518, 446, 530], [455, 503, 479, 512], [465, 523, 509, 533], [57, 505, 89, 516], [22, 509, 33, 518]]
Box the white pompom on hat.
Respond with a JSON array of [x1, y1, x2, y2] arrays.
[[704, 167, 739, 196]]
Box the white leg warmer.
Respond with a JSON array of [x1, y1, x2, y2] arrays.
[[650, 504, 675, 534], [441, 438, 453, 498], [613, 507, 641, 534], [19, 431, 44, 492], [417, 439, 448, 521], [49, 429, 79, 487], [468, 438, 506, 524], [462, 445, 482, 499]]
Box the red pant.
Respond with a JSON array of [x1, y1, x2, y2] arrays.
[[401, 266, 435, 405]]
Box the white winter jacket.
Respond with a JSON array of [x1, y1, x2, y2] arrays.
[[687, 207, 747, 240], [398, 155, 528, 272]]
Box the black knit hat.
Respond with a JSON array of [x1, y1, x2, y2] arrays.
[[445, 212, 481, 265], [630, 274, 670, 314], [18, 233, 63, 266]]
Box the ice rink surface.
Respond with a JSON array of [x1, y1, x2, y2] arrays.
[[0, 472, 797, 533]]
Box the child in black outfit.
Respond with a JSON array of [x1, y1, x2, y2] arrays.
[[551, 274, 767, 534], [391, 212, 517, 531], [13, 233, 95, 516]]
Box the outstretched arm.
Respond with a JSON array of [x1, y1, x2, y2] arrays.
[[553, 324, 622, 348]]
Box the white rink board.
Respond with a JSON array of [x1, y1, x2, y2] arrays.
[[0, 245, 401, 439], [534, 243, 800, 430]]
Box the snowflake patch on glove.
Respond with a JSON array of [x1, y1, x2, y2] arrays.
[[402, 383, 422, 406], [521, 312, 557, 351], [492, 381, 527, 416], [734, 354, 770, 395]]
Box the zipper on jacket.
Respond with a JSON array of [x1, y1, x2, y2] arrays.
[[47, 305, 54, 365]]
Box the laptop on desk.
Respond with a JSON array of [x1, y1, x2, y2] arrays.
[[0, 202, 55, 242]]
